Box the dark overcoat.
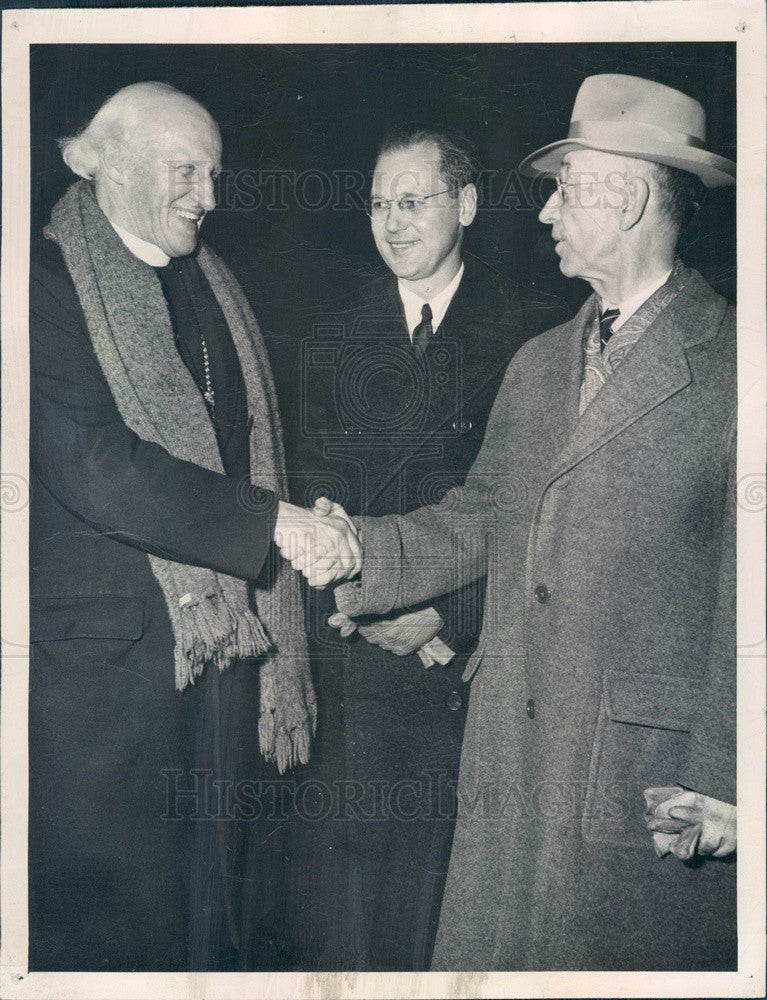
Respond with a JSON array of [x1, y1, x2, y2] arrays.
[[337, 267, 736, 970], [28, 238, 279, 970], [287, 257, 561, 968]]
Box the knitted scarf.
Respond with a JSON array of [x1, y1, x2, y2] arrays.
[[45, 180, 316, 773]]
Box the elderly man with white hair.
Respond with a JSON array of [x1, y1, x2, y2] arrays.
[[29, 81, 358, 971], [306, 74, 737, 970]]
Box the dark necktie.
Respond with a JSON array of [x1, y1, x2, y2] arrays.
[[599, 307, 620, 352], [412, 302, 433, 355]]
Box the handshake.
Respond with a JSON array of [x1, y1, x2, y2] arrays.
[[274, 497, 449, 660], [274, 497, 362, 588]]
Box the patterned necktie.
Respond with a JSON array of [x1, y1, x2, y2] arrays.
[[599, 307, 620, 352], [413, 302, 433, 355], [580, 260, 686, 414]]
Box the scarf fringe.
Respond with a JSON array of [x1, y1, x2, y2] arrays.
[[174, 594, 271, 691], [258, 669, 317, 774]]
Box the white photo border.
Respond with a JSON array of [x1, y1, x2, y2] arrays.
[[2, 4, 765, 998]]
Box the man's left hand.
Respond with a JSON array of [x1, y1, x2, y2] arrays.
[[644, 786, 736, 860], [328, 606, 444, 657]]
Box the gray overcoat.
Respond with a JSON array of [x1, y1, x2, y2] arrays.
[[336, 266, 736, 970]]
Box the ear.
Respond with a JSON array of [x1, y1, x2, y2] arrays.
[[458, 183, 478, 227], [100, 139, 127, 186], [619, 175, 650, 231]]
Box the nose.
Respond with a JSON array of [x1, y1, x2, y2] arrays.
[[197, 172, 217, 213], [538, 189, 560, 225], [383, 203, 406, 233]]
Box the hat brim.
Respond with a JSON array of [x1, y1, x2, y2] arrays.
[[519, 138, 736, 188]]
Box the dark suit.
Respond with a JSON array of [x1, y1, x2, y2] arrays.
[[287, 255, 561, 969], [28, 238, 284, 971]]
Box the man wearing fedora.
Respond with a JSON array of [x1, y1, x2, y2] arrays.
[[314, 73, 737, 969]]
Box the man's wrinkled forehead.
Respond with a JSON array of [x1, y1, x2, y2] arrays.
[[127, 105, 221, 163]]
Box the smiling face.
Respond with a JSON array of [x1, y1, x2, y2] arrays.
[[370, 140, 476, 295], [109, 97, 222, 258], [538, 147, 628, 288]]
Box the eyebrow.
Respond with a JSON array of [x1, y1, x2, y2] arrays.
[[371, 191, 423, 199]]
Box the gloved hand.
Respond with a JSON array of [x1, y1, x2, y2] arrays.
[[643, 786, 736, 860]]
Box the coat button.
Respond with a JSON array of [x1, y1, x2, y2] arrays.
[[534, 584, 550, 603], [526, 698, 535, 719], [445, 689, 463, 711]]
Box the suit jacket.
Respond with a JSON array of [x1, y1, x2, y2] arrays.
[[28, 238, 277, 970], [336, 266, 736, 971], [287, 256, 560, 970], [294, 255, 561, 653]]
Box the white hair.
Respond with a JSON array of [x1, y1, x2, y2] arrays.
[[58, 82, 200, 179]]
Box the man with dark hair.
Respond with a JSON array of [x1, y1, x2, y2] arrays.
[[649, 161, 706, 228], [297, 75, 738, 970], [289, 125, 559, 969], [377, 124, 480, 192]]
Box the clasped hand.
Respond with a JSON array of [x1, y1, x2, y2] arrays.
[[643, 786, 736, 860], [328, 606, 444, 657], [274, 498, 362, 587]]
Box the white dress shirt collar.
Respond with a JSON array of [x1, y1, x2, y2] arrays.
[[601, 267, 673, 332], [398, 263, 465, 341], [109, 220, 171, 268]]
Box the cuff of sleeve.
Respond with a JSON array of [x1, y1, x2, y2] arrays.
[[251, 487, 280, 516], [334, 515, 402, 617], [421, 635, 455, 665]]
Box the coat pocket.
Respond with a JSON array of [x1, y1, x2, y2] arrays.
[[581, 671, 700, 850], [30, 595, 145, 643]]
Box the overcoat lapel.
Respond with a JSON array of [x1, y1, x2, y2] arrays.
[[546, 292, 695, 486], [438, 271, 515, 403], [352, 279, 410, 345], [392, 266, 509, 453], [345, 278, 431, 512], [526, 295, 592, 469]]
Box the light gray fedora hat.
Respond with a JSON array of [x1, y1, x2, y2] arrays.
[[519, 74, 735, 188]]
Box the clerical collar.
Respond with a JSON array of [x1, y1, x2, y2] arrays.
[[600, 267, 673, 332], [109, 220, 170, 267], [398, 263, 465, 341]]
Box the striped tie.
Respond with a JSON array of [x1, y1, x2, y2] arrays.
[[599, 307, 620, 352]]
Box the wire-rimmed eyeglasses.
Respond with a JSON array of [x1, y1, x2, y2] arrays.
[[539, 175, 622, 208], [364, 187, 459, 218]]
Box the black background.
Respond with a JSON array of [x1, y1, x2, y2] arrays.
[[31, 42, 736, 406]]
